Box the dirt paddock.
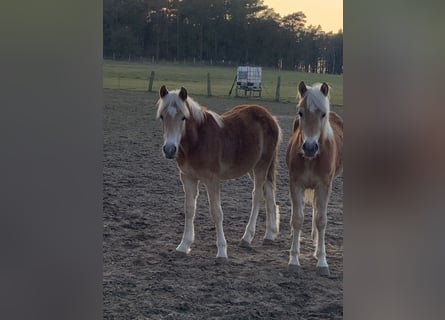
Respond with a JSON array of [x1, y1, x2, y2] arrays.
[[103, 89, 343, 319]]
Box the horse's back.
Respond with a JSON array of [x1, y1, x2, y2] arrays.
[[223, 104, 276, 125], [222, 104, 280, 142]]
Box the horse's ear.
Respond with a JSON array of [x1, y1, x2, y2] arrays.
[[179, 87, 188, 101], [160, 85, 168, 98], [320, 82, 329, 96], [298, 81, 307, 97]]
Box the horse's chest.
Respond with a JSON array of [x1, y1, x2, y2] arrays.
[[177, 158, 216, 180], [294, 159, 332, 187]]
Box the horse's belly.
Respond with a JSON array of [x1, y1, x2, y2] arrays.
[[219, 150, 261, 180], [218, 164, 252, 180]]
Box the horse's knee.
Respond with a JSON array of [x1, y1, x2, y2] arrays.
[[290, 212, 304, 230], [315, 213, 327, 228]]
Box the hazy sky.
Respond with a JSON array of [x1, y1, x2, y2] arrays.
[[262, 0, 343, 33]]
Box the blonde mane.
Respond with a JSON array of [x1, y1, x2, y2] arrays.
[[298, 83, 330, 114], [156, 89, 223, 128]]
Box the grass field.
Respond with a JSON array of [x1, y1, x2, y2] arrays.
[[103, 60, 343, 106]]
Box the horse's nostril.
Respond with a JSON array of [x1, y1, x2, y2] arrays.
[[302, 141, 318, 156], [163, 145, 177, 158]]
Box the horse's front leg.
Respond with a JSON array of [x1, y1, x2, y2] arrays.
[[288, 181, 304, 272], [205, 180, 228, 262], [313, 183, 332, 276], [176, 173, 199, 255]]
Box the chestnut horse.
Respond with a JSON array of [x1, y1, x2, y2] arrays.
[[156, 86, 281, 262], [286, 81, 343, 275]]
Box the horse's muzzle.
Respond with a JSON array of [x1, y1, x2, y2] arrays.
[[302, 141, 319, 158], [163, 144, 177, 159]]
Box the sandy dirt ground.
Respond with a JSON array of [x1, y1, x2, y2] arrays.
[[103, 89, 343, 319]]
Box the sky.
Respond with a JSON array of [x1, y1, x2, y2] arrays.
[[262, 0, 343, 33]]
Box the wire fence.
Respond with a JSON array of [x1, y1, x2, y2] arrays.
[[103, 60, 343, 106]]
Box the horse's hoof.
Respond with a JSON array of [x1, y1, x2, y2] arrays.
[[262, 238, 274, 246], [239, 239, 251, 248], [174, 250, 188, 258], [316, 266, 330, 276], [288, 264, 301, 274], [215, 257, 228, 265]]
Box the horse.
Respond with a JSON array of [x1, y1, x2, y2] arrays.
[[286, 81, 343, 275], [156, 85, 281, 262]]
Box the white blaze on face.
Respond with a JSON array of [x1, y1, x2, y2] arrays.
[[301, 109, 321, 145], [162, 106, 185, 157], [167, 105, 177, 117], [302, 133, 320, 145]]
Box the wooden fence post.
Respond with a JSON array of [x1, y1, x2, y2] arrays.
[[207, 73, 212, 97], [275, 76, 281, 102], [148, 71, 155, 92]]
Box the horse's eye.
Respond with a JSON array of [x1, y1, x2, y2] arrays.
[[298, 111, 303, 117], [159, 115, 163, 120], [182, 116, 186, 121], [321, 113, 326, 118]]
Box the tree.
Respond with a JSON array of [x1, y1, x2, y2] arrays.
[[103, 0, 148, 59], [102, 0, 343, 73]]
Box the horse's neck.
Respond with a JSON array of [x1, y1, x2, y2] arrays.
[[179, 116, 202, 155]]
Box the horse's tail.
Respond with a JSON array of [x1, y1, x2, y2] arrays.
[[266, 117, 282, 187]]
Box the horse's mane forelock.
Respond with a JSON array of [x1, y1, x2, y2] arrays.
[[299, 83, 331, 114], [157, 89, 223, 128], [156, 89, 189, 119]]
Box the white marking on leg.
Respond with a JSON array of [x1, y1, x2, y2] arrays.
[[315, 186, 330, 269], [263, 181, 279, 240], [311, 206, 317, 242], [289, 227, 301, 266], [205, 181, 227, 259], [312, 204, 319, 260], [176, 218, 193, 254], [289, 183, 304, 267], [176, 174, 198, 254], [316, 221, 328, 268], [241, 176, 264, 244]]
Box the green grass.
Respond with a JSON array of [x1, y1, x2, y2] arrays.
[[103, 60, 343, 106]]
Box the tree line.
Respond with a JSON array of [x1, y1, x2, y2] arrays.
[[104, 0, 343, 74]]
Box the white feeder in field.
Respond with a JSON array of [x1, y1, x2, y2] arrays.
[[235, 66, 262, 97]]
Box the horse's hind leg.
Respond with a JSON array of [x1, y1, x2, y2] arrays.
[[240, 170, 266, 246], [313, 184, 332, 276], [176, 173, 199, 255], [263, 179, 279, 243]]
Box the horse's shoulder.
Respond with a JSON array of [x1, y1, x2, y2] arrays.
[[329, 111, 343, 129]]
